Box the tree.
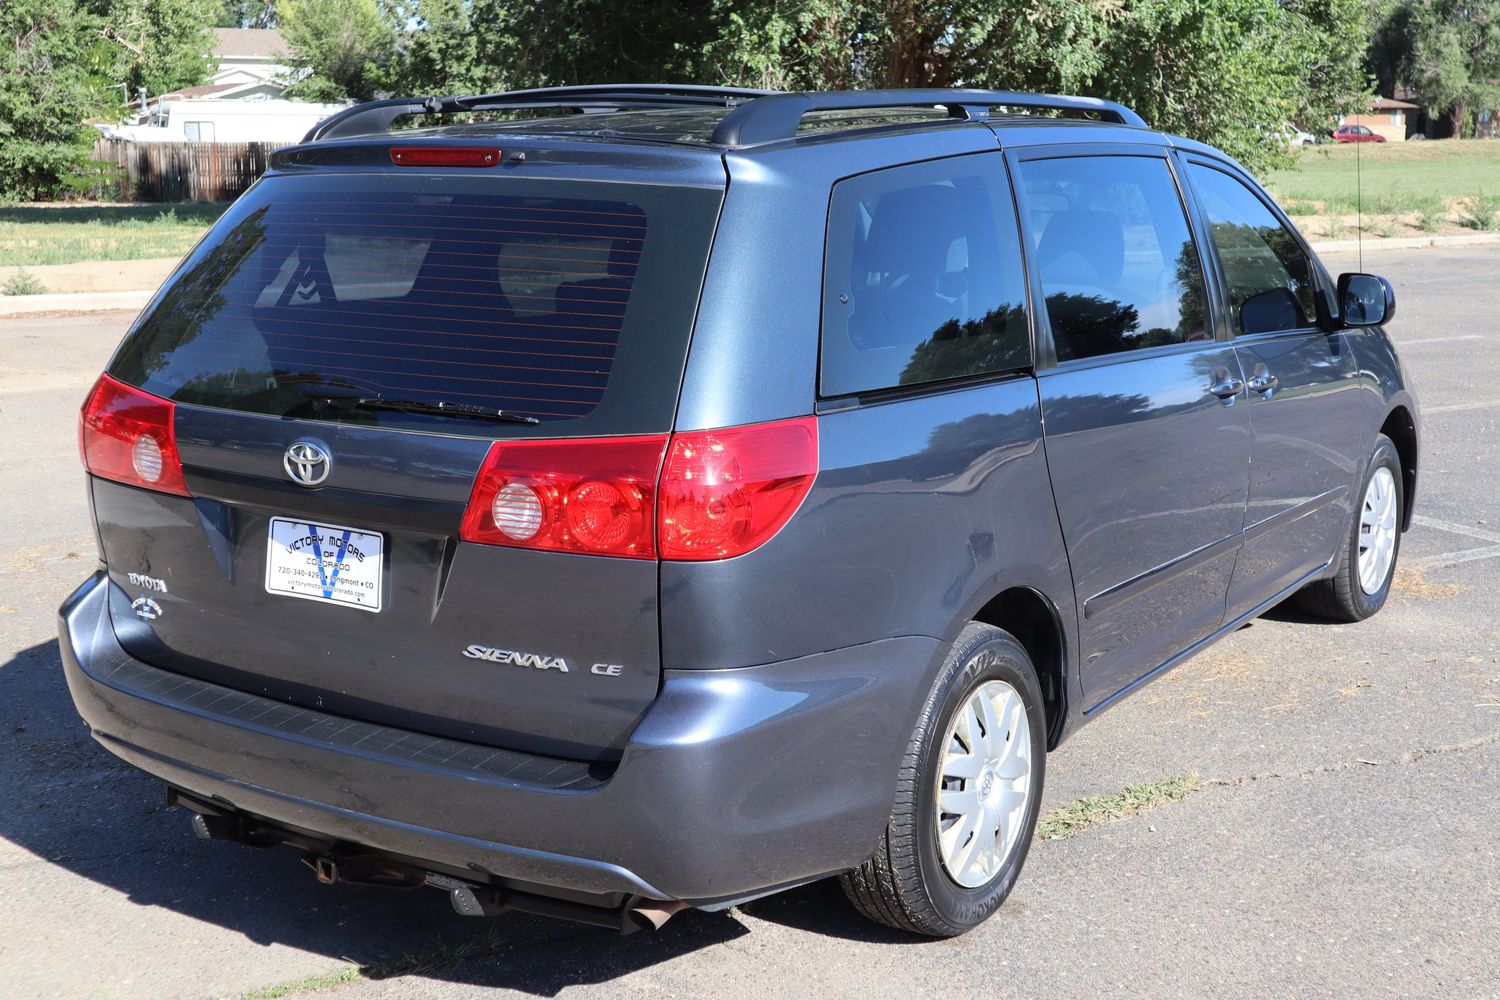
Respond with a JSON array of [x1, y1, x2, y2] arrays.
[[215, 1, 277, 28], [1366, 0, 1414, 99], [387, 0, 488, 94], [432, 0, 1360, 173], [279, 0, 394, 101], [1404, 0, 1500, 136], [1090, 0, 1365, 171], [262, 0, 1363, 172], [90, 0, 220, 98], [0, 0, 112, 201]]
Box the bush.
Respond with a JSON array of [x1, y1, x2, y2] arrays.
[[2, 269, 49, 296], [1460, 195, 1500, 230]]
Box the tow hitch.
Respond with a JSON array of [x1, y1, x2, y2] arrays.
[[301, 852, 426, 889]]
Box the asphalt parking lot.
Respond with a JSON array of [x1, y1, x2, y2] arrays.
[[1, 244, 1497, 1000]]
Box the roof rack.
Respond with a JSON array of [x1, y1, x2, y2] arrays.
[[709, 89, 1146, 147], [304, 84, 780, 142]]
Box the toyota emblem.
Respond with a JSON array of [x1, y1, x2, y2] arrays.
[[283, 440, 331, 487]]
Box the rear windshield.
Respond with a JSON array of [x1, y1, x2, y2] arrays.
[[109, 173, 723, 436]]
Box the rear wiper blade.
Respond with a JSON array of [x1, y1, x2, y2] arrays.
[[353, 397, 541, 425]]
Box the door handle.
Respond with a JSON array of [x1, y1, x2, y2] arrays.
[[1248, 372, 1278, 394], [1208, 374, 1244, 400], [1247, 366, 1278, 397]]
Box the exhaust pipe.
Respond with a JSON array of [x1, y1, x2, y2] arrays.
[[436, 875, 687, 934], [626, 899, 689, 932]]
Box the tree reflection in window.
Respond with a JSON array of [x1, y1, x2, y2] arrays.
[[1019, 156, 1209, 363], [820, 154, 1031, 397], [898, 304, 1028, 386], [1187, 164, 1316, 334]]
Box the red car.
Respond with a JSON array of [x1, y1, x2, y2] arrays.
[[1333, 124, 1387, 143]]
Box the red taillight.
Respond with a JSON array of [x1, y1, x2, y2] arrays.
[[390, 146, 501, 167], [460, 435, 668, 559], [79, 375, 190, 497], [459, 417, 818, 561], [658, 416, 818, 561]]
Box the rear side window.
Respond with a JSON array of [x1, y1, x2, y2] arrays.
[[109, 173, 722, 436], [1186, 163, 1318, 334], [821, 153, 1029, 397], [1018, 155, 1209, 362]]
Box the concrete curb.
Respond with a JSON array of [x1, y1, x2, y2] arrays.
[[0, 289, 153, 318], [1310, 233, 1500, 254]]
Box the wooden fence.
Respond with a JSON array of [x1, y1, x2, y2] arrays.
[[89, 140, 275, 202]]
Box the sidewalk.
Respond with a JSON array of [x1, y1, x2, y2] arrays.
[[4, 233, 1499, 318]]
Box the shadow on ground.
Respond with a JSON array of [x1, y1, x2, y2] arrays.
[[0, 637, 921, 996]]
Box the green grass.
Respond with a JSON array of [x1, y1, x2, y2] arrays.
[[241, 967, 362, 999], [1, 267, 48, 295], [1267, 139, 1500, 216], [1035, 773, 1202, 840], [0, 202, 227, 267]]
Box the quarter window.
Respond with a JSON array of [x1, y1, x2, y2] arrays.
[[1017, 155, 1209, 362], [820, 154, 1029, 397], [1187, 163, 1317, 334]]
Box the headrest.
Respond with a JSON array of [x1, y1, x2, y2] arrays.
[[863, 183, 967, 280], [1036, 210, 1125, 286]]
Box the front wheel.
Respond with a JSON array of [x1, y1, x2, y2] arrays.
[[840, 623, 1046, 936], [1295, 434, 1403, 622]]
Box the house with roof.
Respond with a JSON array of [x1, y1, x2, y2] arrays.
[[146, 28, 296, 105], [1340, 97, 1420, 142], [207, 27, 294, 95]]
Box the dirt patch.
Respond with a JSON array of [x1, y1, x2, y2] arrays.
[[1392, 564, 1468, 600], [0, 257, 177, 295]]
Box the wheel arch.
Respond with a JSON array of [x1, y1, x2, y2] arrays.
[[1380, 404, 1417, 531], [970, 586, 1069, 750]]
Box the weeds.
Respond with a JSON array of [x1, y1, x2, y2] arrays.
[[2, 268, 48, 295], [1416, 208, 1446, 232], [1036, 773, 1202, 841], [1460, 194, 1500, 230], [1323, 215, 1348, 239]]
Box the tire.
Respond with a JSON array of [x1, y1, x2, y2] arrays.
[[1295, 435, 1403, 622], [840, 622, 1046, 937]]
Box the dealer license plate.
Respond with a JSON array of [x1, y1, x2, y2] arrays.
[[264, 517, 384, 612]]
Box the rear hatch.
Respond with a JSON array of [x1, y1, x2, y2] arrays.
[[92, 149, 724, 761]]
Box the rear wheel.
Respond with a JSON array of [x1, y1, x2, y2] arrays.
[[840, 623, 1045, 936], [1295, 435, 1403, 622]]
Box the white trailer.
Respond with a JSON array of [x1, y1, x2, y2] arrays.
[[104, 99, 348, 145]]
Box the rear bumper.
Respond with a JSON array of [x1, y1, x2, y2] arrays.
[[59, 571, 939, 905]]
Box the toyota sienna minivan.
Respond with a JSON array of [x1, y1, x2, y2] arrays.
[[60, 85, 1418, 937]]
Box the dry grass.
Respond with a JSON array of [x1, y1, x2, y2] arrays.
[[1035, 773, 1202, 840], [1392, 564, 1468, 600]]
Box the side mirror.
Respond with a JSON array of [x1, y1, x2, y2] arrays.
[[1337, 273, 1395, 327]]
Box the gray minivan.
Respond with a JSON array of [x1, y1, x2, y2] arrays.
[[59, 86, 1419, 937]]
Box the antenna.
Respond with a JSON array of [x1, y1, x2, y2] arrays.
[[1356, 117, 1364, 271]]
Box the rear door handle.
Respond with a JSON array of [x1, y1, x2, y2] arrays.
[[1209, 375, 1244, 400], [1247, 367, 1278, 396]]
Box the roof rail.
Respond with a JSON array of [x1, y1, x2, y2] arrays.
[[304, 84, 780, 142], [709, 89, 1146, 147]]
